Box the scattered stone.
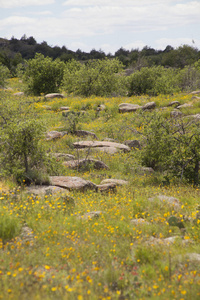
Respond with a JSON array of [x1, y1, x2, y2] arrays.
[[135, 166, 154, 175], [142, 102, 156, 110], [51, 153, 75, 161], [42, 105, 52, 110], [77, 211, 104, 220], [119, 103, 141, 113], [91, 146, 119, 154], [185, 253, 200, 262], [96, 183, 117, 193], [190, 90, 200, 95], [45, 93, 64, 99], [188, 114, 200, 120], [100, 179, 128, 186], [148, 194, 181, 209], [124, 140, 142, 150], [177, 103, 193, 109], [167, 101, 180, 107], [170, 109, 183, 118], [73, 130, 97, 139], [130, 218, 150, 225], [46, 131, 67, 141], [96, 104, 106, 111], [63, 159, 109, 170], [191, 96, 200, 100], [13, 92, 24, 96], [59, 106, 70, 111], [73, 141, 130, 152], [26, 185, 70, 196], [146, 236, 190, 246], [50, 176, 96, 191]]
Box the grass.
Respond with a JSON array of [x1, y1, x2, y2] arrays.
[[0, 79, 200, 299]]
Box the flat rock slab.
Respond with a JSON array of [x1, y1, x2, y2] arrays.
[[50, 176, 96, 191], [148, 194, 181, 209], [142, 102, 156, 110], [100, 179, 128, 186], [119, 103, 141, 113], [73, 141, 130, 152], [96, 183, 117, 193], [46, 131, 67, 141], [45, 93, 64, 99], [190, 90, 200, 95], [51, 153, 75, 161], [177, 103, 193, 109], [73, 130, 97, 139], [63, 159, 109, 170], [13, 92, 24, 96], [26, 185, 70, 196], [167, 101, 180, 107], [59, 106, 70, 111]]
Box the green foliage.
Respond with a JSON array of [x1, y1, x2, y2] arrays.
[[63, 58, 125, 96], [127, 66, 179, 96], [0, 210, 21, 242], [0, 63, 10, 87], [0, 94, 48, 183], [177, 59, 200, 91], [23, 53, 65, 95], [137, 111, 200, 184]]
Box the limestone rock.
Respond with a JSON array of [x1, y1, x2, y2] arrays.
[[96, 183, 117, 193], [46, 131, 66, 141], [73, 141, 130, 152], [13, 92, 24, 96], [45, 93, 64, 99], [130, 218, 150, 225], [190, 90, 200, 95], [119, 103, 141, 113], [148, 194, 180, 209], [167, 101, 180, 107], [177, 103, 193, 109], [100, 179, 128, 186], [73, 130, 97, 139], [170, 109, 183, 118], [142, 102, 156, 110], [63, 159, 109, 170], [26, 185, 70, 196], [51, 153, 75, 161], [50, 176, 96, 191], [59, 106, 70, 111], [135, 166, 154, 175]]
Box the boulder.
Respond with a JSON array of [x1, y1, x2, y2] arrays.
[[119, 103, 141, 113], [167, 101, 180, 107], [191, 96, 200, 100], [73, 141, 130, 152], [130, 218, 150, 225], [50, 176, 96, 191], [90, 146, 119, 154], [46, 131, 66, 141], [63, 159, 109, 170], [190, 90, 200, 95], [100, 179, 128, 186], [142, 102, 156, 110], [170, 109, 183, 118], [124, 140, 142, 150], [135, 166, 154, 175], [59, 106, 70, 111], [45, 93, 64, 99], [73, 130, 97, 139], [26, 185, 70, 196], [51, 153, 75, 161], [177, 103, 193, 109], [148, 194, 181, 209], [13, 92, 24, 96], [96, 183, 117, 193], [96, 104, 106, 111]]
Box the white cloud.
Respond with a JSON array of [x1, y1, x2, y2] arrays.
[[0, 0, 54, 8], [156, 38, 200, 50]]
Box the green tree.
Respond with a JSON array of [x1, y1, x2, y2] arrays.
[[0, 63, 9, 87], [23, 53, 65, 95], [63, 58, 125, 97]]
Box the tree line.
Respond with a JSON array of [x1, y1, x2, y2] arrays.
[[0, 35, 200, 76]]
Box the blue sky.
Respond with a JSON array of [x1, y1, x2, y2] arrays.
[[0, 0, 200, 54]]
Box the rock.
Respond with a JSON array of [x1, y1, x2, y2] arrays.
[[26, 185, 70, 196], [119, 103, 141, 113], [51, 153, 75, 161], [188, 114, 200, 120], [130, 218, 150, 225], [50, 176, 96, 191], [96, 183, 117, 193], [77, 211, 104, 220], [63, 159, 109, 170], [73, 141, 130, 152], [124, 140, 142, 150], [45, 93, 64, 99], [146, 236, 180, 245], [73, 130, 97, 139], [177, 103, 193, 109], [142, 102, 156, 110], [13, 92, 24, 96], [46, 131, 66, 141], [59, 106, 70, 111], [190, 90, 200, 95], [167, 101, 180, 107], [42, 105, 52, 110], [96, 104, 106, 111], [135, 166, 154, 175], [185, 253, 200, 262], [191, 96, 200, 100], [170, 109, 183, 118], [100, 179, 128, 186], [91, 146, 119, 154], [148, 194, 181, 208]]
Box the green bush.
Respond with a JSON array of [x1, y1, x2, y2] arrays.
[[63, 58, 125, 96], [177, 59, 200, 91], [23, 53, 65, 95], [0, 210, 21, 242], [127, 66, 179, 96], [0, 63, 10, 87]]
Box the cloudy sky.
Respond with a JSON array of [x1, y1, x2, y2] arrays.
[[0, 0, 200, 53]]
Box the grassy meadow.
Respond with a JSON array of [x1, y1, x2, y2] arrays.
[[0, 78, 200, 299]]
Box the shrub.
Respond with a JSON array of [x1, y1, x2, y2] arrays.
[[63, 58, 125, 96], [127, 66, 179, 96], [0, 210, 21, 242], [177, 59, 200, 91], [23, 53, 65, 95], [0, 63, 10, 87]]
